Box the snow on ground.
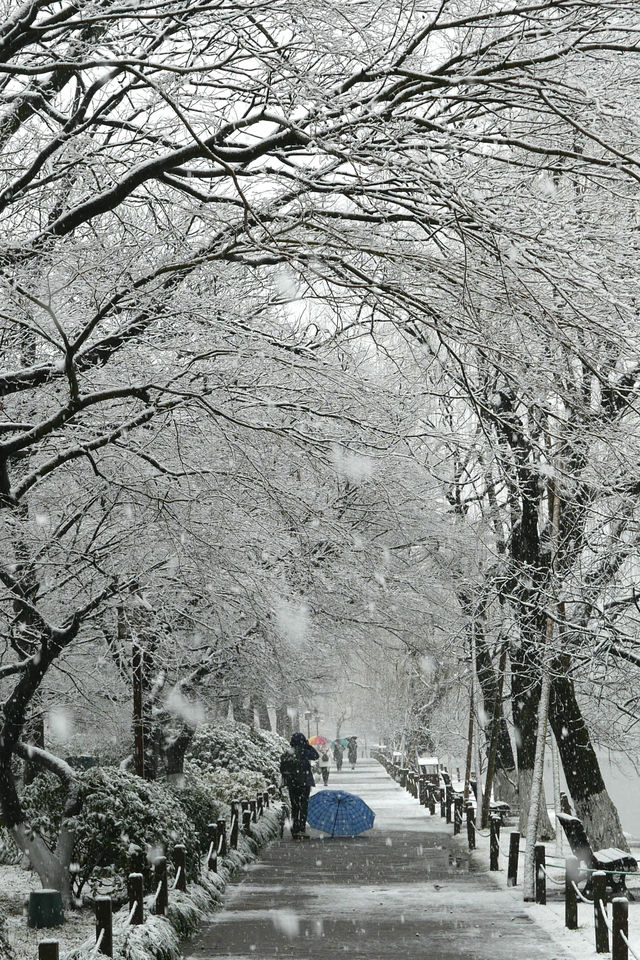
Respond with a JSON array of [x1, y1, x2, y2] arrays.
[[0, 863, 94, 960], [477, 814, 640, 960]]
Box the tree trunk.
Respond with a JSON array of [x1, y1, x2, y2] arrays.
[[255, 700, 272, 730], [165, 728, 194, 786], [511, 653, 554, 839], [9, 823, 72, 903], [549, 672, 627, 850], [230, 694, 252, 726]]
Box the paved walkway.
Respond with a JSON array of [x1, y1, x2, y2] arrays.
[[184, 761, 570, 960]]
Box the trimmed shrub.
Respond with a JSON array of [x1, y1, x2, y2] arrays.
[[167, 764, 220, 843], [22, 767, 199, 899], [187, 721, 287, 785], [188, 763, 267, 805]]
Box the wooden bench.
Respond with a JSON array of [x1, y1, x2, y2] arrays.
[[557, 812, 637, 899]]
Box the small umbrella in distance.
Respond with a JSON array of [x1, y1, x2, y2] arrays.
[[309, 735, 329, 748], [307, 789, 375, 837]]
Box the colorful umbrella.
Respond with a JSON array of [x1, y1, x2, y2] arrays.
[[309, 735, 329, 748], [307, 789, 375, 836]]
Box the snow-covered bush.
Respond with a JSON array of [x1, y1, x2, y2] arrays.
[[167, 763, 220, 841], [188, 762, 267, 804], [187, 721, 286, 785], [0, 826, 21, 865], [22, 767, 200, 899]]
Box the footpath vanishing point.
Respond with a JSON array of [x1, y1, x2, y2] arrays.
[[184, 759, 572, 960]]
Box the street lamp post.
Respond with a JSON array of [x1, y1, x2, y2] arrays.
[[313, 708, 320, 736], [304, 710, 311, 738]]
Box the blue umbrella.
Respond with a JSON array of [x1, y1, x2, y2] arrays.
[[307, 790, 375, 836]]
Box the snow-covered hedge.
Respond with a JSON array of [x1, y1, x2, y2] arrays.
[[23, 767, 200, 899], [187, 721, 287, 785], [62, 805, 283, 960]]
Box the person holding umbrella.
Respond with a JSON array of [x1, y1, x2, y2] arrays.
[[347, 736, 358, 770], [279, 732, 319, 839]]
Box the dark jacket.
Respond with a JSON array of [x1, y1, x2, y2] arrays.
[[280, 733, 319, 788]]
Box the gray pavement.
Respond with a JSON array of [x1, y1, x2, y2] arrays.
[[184, 761, 570, 960]]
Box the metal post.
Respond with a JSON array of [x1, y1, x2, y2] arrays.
[[466, 802, 476, 851], [489, 816, 500, 871], [39, 942, 59, 960], [95, 897, 113, 957], [128, 873, 144, 925], [507, 833, 520, 887], [154, 857, 168, 916], [534, 843, 546, 905], [593, 871, 609, 954], [612, 897, 629, 960], [565, 856, 579, 929], [174, 844, 187, 892]]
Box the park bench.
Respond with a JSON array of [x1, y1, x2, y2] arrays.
[[466, 779, 511, 824], [556, 812, 638, 899]]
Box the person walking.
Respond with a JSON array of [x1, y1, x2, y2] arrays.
[[332, 740, 344, 772], [318, 751, 330, 786], [347, 736, 358, 770], [279, 732, 319, 839]]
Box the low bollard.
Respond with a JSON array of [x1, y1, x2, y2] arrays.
[[230, 802, 240, 849], [263, 790, 270, 810], [95, 896, 113, 957], [534, 843, 546, 905], [154, 856, 168, 916], [445, 786, 452, 824], [174, 844, 187, 892], [242, 809, 252, 835], [507, 832, 520, 886], [217, 818, 227, 856], [250, 799, 258, 823], [428, 789, 436, 816], [593, 871, 609, 954], [612, 897, 628, 960], [439, 789, 446, 819], [466, 802, 476, 851], [207, 823, 218, 872], [127, 872, 144, 925], [39, 941, 59, 960], [489, 816, 500, 871], [257, 793, 264, 817], [453, 795, 463, 836], [565, 856, 579, 929]]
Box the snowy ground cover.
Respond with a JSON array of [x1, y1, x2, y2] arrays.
[[1, 805, 283, 960], [477, 813, 640, 960]]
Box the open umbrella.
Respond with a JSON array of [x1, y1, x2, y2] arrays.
[[307, 789, 375, 836], [309, 735, 329, 748]]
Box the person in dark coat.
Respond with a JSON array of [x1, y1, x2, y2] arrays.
[[347, 736, 358, 770], [279, 732, 319, 838], [332, 740, 344, 771]]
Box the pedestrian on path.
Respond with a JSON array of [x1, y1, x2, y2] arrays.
[[318, 751, 330, 786], [332, 740, 343, 771], [347, 736, 358, 770], [279, 732, 319, 838]]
